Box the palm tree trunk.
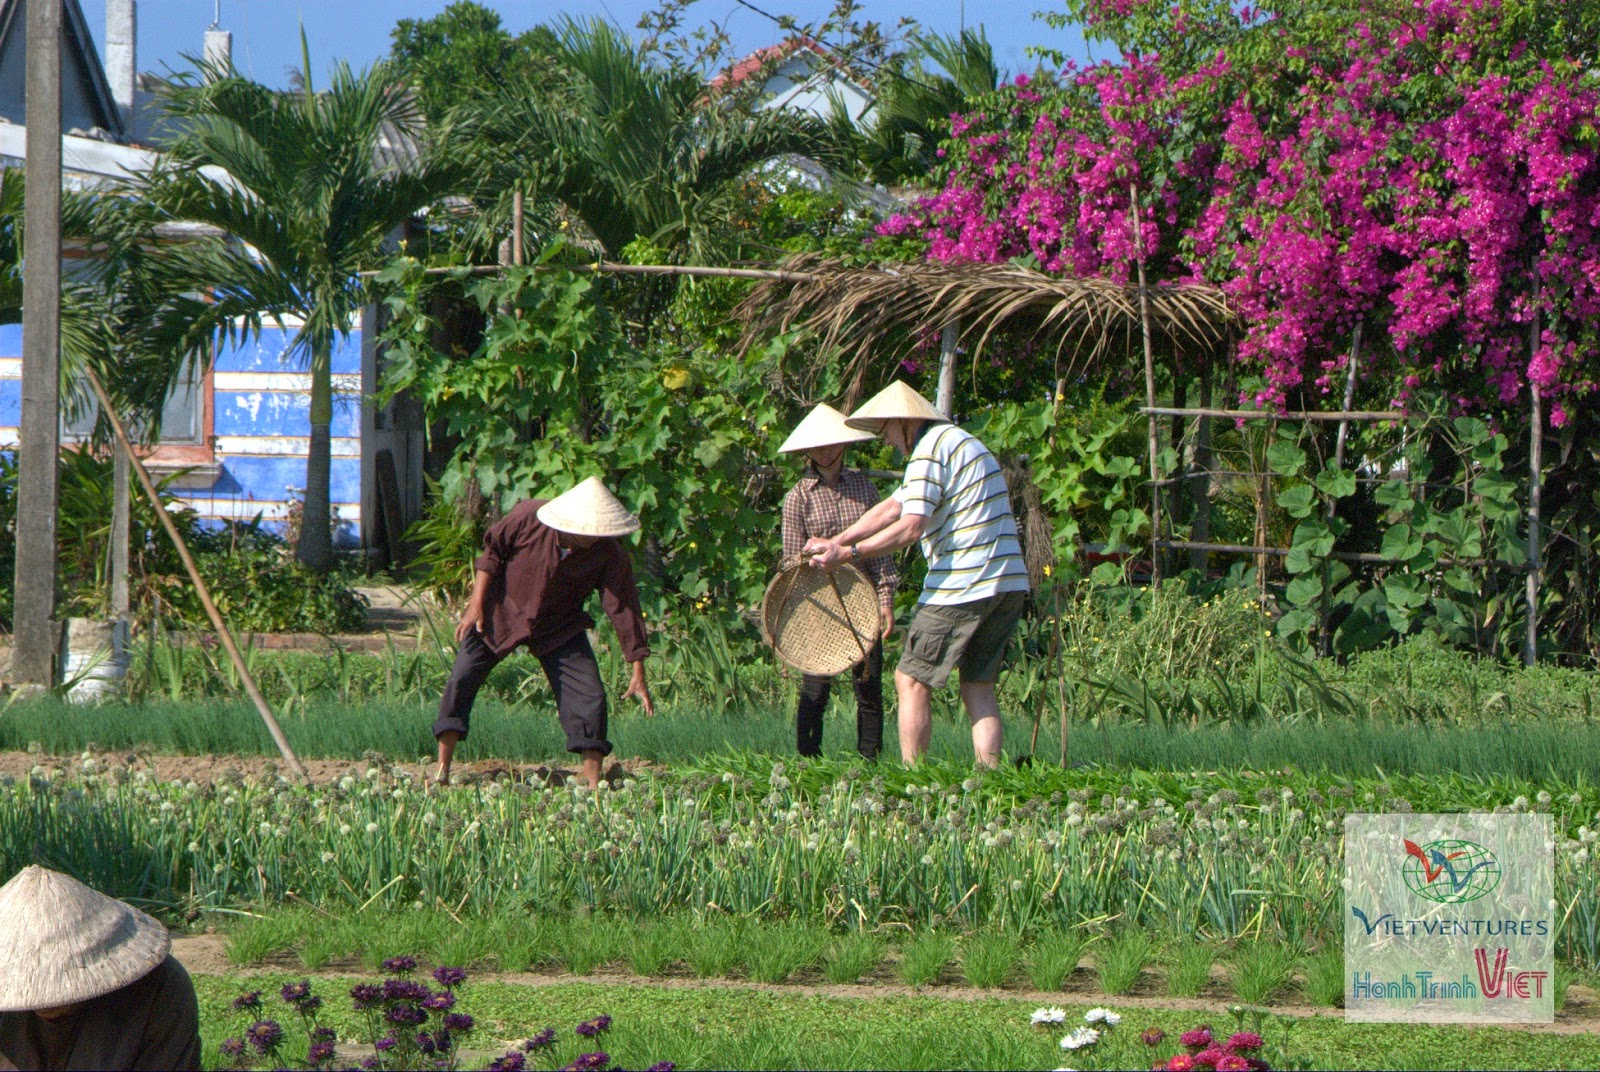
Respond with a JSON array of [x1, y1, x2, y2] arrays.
[[297, 337, 335, 572]]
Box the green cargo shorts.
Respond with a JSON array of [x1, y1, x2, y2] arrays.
[[898, 590, 1028, 690]]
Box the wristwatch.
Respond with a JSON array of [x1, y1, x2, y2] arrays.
[[850, 543, 860, 560]]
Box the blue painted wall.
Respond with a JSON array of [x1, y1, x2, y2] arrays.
[[0, 324, 366, 550]]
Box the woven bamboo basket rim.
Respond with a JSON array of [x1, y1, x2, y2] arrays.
[[762, 559, 878, 676]]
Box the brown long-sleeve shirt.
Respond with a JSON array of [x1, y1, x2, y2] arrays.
[[0, 955, 201, 1071], [781, 466, 898, 613], [473, 499, 651, 662]]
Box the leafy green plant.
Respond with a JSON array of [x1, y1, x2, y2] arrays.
[[897, 932, 954, 987], [1230, 941, 1300, 1005], [1024, 931, 1086, 992], [685, 918, 746, 978], [746, 923, 826, 983], [1095, 931, 1152, 995], [1164, 936, 1219, 997], [959, 931, 1021, 989], [822, 933, 885, 984], [1301, 948, 1345, 1007], [623, 918, 680, 977]]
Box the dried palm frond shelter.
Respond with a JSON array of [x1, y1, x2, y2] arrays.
[[734, 252, 1237, 401]]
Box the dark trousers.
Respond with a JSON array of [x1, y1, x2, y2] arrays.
[[434, 630, 611, 755], [796, 642, 883, 760]]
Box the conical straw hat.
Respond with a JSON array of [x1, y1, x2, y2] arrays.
[[778, 404, 876, 454], [0, 865, 170, 1012], [843, 380, 948, 433], [536, 476, 641, 538]]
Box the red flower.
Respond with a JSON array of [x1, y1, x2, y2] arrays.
[[1226, 1032, 1264, 1052]]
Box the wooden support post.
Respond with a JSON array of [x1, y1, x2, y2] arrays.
[[1131, 185, 1162, 584], [1526, 381, 1542, 667], [936, 321, 959, 419], [111, 448, 131, 620], [1321, 321, 1362, 655], [83, 365, 309, 780], [1190, 364, 1212, 573], [12, 0, 64, 685], [512, 190, 525, 267]]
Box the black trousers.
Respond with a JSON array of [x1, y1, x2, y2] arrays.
[[796, 641, 883, 760], [433, 630, 611, 755]]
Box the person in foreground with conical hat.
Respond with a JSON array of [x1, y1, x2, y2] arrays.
[[433, 476, 655, 789], [779, 404, 900, 761], [0, 865, 201, 1070], [804, 381, 1030, 767]]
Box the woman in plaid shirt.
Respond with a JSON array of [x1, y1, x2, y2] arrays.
[[778, 404, 899, 760]]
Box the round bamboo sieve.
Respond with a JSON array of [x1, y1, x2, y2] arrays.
[[761, 559, 879, 676]]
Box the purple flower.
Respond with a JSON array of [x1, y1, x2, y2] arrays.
[[296, 995, 324, 1015], [386, 1004, 428, 1027], [417, 1031, 438, 1055], [311, 1027, 337, 1043], [524, 1028, 558, 1051], [350, 983, 382, 1009], [374, 1036, 398, 1052], [382, 955, 418, 974], [219, 1038, 246, 1057], [381, 978, 431, 1003], [422, 991, 457, 1012], [280, 980, 313, 1006], [359, 1060, 379, 1071], [246, 1020, 283, 1055], [433, 966, 468, 988], [645, 1063, 677, 1072], [488, 1055, 528, 1072], [443, 1012, 475, 1033], [568, 1053, 611, 1072], [232, 991, 263, 1012], [576, 1014, 612, 1037], [308, 1041, 336, 1065]]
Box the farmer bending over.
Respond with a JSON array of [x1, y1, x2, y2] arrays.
[[434, 476, 655, 788], [779, 403, 898, 760], [0, 866, 202, 1071], [805, 382, 1030, 767]]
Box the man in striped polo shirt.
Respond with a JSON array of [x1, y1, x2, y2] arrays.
[[803, 381, 1030, 766]]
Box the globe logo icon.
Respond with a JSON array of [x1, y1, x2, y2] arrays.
[[1402, 838, 1501, 904]]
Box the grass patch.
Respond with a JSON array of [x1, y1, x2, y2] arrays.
[[1095, 931, 1152, 996], [1302, 948, 1345, 1008], [823, 933, 885, 985], [1163, 936, 1218, 998], [746, 923, 826, 984], [686, 919, 746, 979], [1025, 931, 1085, 992], [898, 932, 955, 987], [959, 931, 1021, 989], [192, 974, 1600, 1071], [1230, 941, 1300, 1005]]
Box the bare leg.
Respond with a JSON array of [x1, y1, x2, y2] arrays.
[[435, 731, 460, 785], [960, 681, 1002, 768], [895, 669, 933, 764], [579, 749, 604, 790]]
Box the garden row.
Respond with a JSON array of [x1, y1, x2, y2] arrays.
[[6, 754, 1600, 965]]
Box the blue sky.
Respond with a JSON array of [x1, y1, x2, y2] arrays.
[[75, 1, 1106, 88]]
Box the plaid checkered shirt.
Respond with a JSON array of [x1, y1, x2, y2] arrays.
[[781, 466, 899, 613]]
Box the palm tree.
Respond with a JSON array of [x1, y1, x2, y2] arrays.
[[139, 53, 464, 571], [453, 17, 839, 262], [830, 29, 1002, 188]]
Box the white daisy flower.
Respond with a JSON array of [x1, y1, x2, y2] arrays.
[[1084, 1007, 1122, 1026], [1031, 1007, 1068, 1025], [1060, 1027, 1100, 1050]]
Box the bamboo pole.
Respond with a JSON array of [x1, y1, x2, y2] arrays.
[[1131, 183, 1162, 585], [359, 261, 820, 283], [1141, 406, 1403, 422], [82, 364, 309, 781], [1526, 384, 1542, 668], [512, 191, 525, 267], [1321, 322, 1363, 655]]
